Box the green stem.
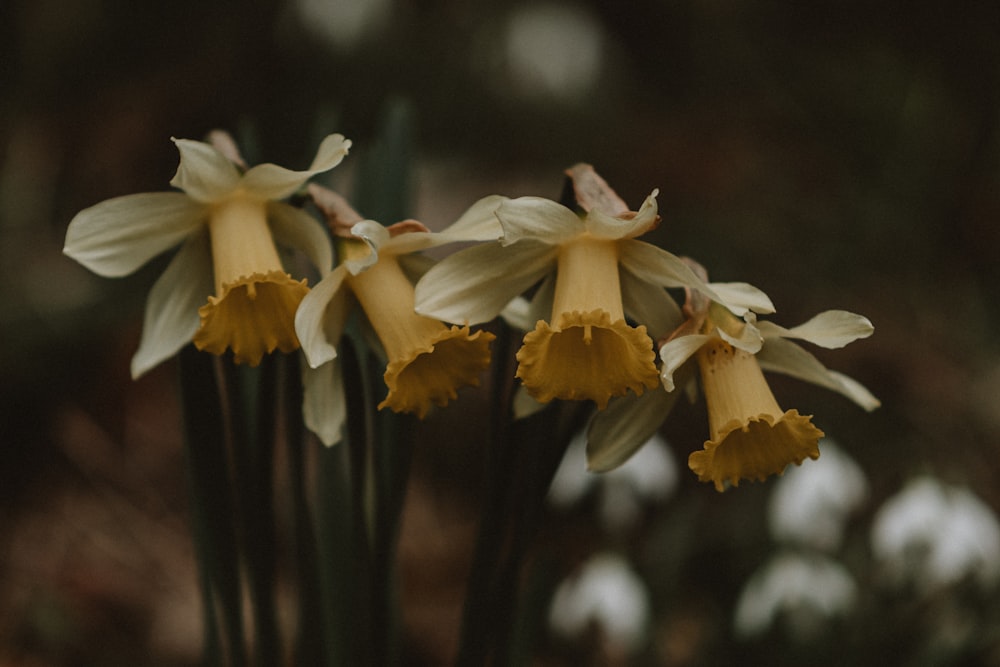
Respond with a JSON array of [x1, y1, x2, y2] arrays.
[[178, 347, 247, 667]]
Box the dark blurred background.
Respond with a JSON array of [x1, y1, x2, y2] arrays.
[[2, 0, 1000, 665]]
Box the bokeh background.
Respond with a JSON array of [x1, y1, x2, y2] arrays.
[[3, 0, 1000, 664]]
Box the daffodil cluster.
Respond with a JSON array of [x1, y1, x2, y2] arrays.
[[64, 135, 878, 490]]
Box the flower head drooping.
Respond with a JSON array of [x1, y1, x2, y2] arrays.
[[64, 131, 350, 377], [294, 186, 504, 443], [658, 259, 879, 491], [416, 165, 764, 409]]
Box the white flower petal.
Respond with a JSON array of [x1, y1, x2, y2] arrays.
[[618, 240, 726, 303], [756, 336, 880, 411], [659, 334, 712, 391], [586, 189, 659, 240], [414, 240, 558, 324], [131, 232, 212, 378], [240, 133, 351, 201], [587, 387, 681, 472], [620, 267, 682, 341], [758, 310, 874, 349], [64, 192, 206, 278], [439, 194, 508, 241], [344, 220, 390, 274], [512, 384, 548, 419], [301, 357, 346, 447], [502, 273, 555, 332], [169, 138, 241, 203], [716, 317, 763, 354], [495, 196, 582, 246], [294, 265, 350, 368], [707, 282, 776, 315], [267, 201, 334, 274]]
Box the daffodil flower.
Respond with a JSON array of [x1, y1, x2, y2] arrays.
[[294, 193, 505, 445], [414, 164, 769, 409], [64, 132, 350, 377], [658, 284, 878, 491], [588, 261, 878, 490]]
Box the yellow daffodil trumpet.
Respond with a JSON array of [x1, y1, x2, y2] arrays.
[[516, 232, 658, 408], [690, 337, 823, 491], [345, 245, 494, 418], [193, 192, 309, 365]]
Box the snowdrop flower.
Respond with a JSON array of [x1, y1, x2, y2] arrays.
[[294, 189, 504, 444], [548, 429, 677, 532], [734, 552, 857, 639], [64, 131, 350, 377], [871, 476, 1000, 592], [656, 262, 878, 491], [549, 552, 650, 652], [415, 164, 768, 409], [768, 440, 869, 551]]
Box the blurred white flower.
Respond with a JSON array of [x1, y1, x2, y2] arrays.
[[734, 552, 857, 639], [549, 552, 649, 652], [871, 476, 1000, 592], [768, 440, 869, 551], [548, 429, 677, 531], [294, 0, 391, 51], [504, 4, 604, 101]]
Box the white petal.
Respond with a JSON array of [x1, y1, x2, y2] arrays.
[[586, 387, 680, 472], [240, 134, 351, 201], [294, 265, 349, 368], [707, 282, 776, 315], [495, 197, 582, 246], [619, 240, 723, 300], [414, 240, 558, 324], [385, 196, 509, 255], [619, 267, 682, 341], [439, 194, 508, 241], [301, 357, 346, 446], [131, 232, 212, 378], [586, 189, 659, 240], [346, 220, 390, 274], [716, 317, 763, 354], [758, 310, 874, 349], [64, 192, 206, 278], [501, 273, 555, 332], [513, 385, 548, 419], [756, 336, 880, 411], [659, 334, 711, 391], [169, 138, 241, 203], [267, 201, 334, 274]]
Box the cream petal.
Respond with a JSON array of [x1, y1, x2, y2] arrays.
[[64, 192, 206, 278], [495, 197, 583, 247], [758, 310, 874, 349], [707, 282, 776, 315], [301, 357, 346, 446], [439, 194, 507, 240], [383, 196, 509, 255], [240, 134, 351, 201], [512, 385, 548, 419], [131, 233, 212, 378], [414, 240, 558, 324], [267, 201, 334, 274], [169, 138, 241, 203], [586, 189, 659, 240], [659, 334, 712, 391], [756, 336, 880, 411], [294, 265, 349, 368], [586, 386, 680, 472], [501, 273, 555, 332], [345, 220, 390, 274], [716, 317, 764, 354], [619, 267, 682, 341]]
